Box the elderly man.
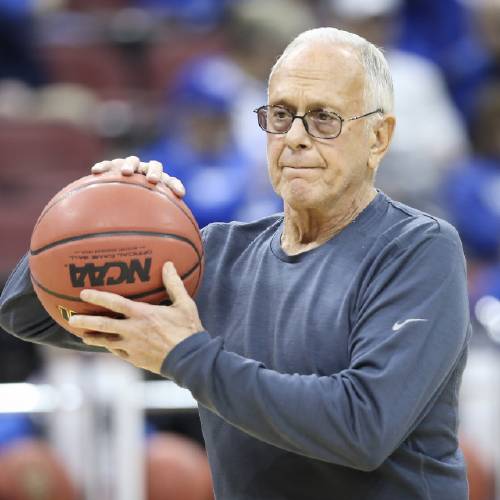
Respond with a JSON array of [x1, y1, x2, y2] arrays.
[[0, 28, 470, 499]]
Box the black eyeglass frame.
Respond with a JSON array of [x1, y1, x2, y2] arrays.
[[253, 105, 384, 139]]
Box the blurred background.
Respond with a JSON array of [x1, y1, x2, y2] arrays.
[[0, 0, 499, 498]]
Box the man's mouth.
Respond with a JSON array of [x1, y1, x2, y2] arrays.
[[282, 165, 321, 169]]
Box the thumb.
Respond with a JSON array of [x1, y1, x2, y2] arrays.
[[162, 262, 188, 304]]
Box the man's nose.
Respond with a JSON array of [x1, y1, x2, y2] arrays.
[[284, 116, 312, 150]]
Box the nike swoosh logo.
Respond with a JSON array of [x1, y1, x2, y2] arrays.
[[392, 319, 428, 331]]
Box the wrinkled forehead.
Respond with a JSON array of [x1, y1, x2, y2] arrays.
[[268, 43, 366, 111]]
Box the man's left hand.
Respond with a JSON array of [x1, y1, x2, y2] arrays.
[[69, 262, 204, 374]]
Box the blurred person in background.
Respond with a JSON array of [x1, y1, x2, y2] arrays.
[[140, 56, 257, 228], [456, 0, 500, 122], [441, 83, 500, 495], [0, 0, 51, 122], [144, 0, 318, 225], [219, 0, 317, 220], [133, 0, 225, 31], [324, 0, 469, 214], [443, 83, 500, 308], [473, 0, 500, 81], [0, 0, 47, 86], [393, 0, 487, 122]]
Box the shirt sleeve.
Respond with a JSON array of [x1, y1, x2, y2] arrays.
[[161, 224, 470, 471], [0, 253, 103, 351]]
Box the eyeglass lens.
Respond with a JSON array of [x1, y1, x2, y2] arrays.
[[257, 106, 342, 138]]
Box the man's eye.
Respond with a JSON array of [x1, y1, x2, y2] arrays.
[[272, 110, 289, 120], [314, 111, 335, 122]]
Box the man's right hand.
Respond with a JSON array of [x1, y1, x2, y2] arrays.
[[90, 156, 186, 198]]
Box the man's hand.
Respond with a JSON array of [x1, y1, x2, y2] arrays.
[[68, 262, 204, 374], [91, 156, 186, 198]]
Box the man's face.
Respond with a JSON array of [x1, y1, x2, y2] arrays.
[[267, 43, 377, 211]]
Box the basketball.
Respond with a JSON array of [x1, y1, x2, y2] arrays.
[[146, 433, 213, 500], [29, 171, 203, 333], [0, 439, 79, 500]]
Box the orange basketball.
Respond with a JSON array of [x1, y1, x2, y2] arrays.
[[460, 437, 495, 500], [29, 171, 203, 332], [0, 439, 79, 500], [146, 433, 213, 500]]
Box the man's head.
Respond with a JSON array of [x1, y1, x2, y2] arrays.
[[264, 27, 395, 212]]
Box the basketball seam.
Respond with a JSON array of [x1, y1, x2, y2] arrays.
[[34, 179, 201, 239], [30, 230, 202, 259], [192, 255, 203, 296]]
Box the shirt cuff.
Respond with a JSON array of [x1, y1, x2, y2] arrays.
[[160, 330, 211, 380]]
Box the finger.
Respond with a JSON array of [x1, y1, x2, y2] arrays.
[[84, 332, 123, 342], [145, 160, 163, 184], [69, 314, 124, 334], [110, 348, 129, 358], [138, 161, 149, 174], [81, 332, 123, 349], [121, 156, 139, 176], [91, 161, 112, 174], [160, 172, 171, 185], [162, 261, 188, 304], [111, 158, 126, 169], [81, 335, 106, 348], [79, 289, 136, 316], [163, 174, 186, 198]]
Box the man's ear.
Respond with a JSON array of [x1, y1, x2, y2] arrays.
[[367, 114, 396, 172]]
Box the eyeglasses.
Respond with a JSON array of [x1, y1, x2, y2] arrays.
[[254, 105, 383, 139]]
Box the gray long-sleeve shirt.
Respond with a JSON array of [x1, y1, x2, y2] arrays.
[[0, 191, 470, 499]]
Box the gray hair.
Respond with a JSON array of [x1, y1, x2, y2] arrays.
[[269, 27, 394, 114]]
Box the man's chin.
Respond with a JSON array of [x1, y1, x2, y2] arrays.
[[282, 191, 320, 211]]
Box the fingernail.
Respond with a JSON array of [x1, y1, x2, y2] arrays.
[[174, 180, 185, 195], [80, 290, 90, 300]]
